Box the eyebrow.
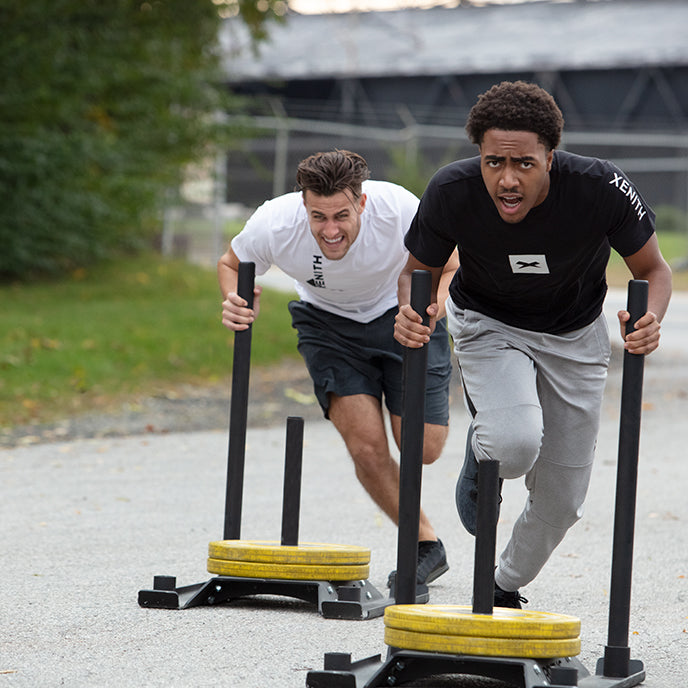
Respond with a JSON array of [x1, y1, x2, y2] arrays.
[[484, 154, 537, 163], [311, 208, 350, 217]]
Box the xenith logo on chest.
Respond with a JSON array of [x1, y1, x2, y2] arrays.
[[307, 254, 326, 288]]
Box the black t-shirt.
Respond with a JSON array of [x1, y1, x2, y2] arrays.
[[405, 150, 655, 334]]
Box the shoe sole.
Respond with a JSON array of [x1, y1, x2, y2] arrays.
[[456, 424, 478, 535], [387, 561, 450, 588], [423, 561, 449, 585]]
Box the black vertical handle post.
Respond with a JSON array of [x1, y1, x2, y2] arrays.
[[395, 270, 432, 605], [223, 262, 255, 540], [472, 459, 500, 615], [281, 416, 304, 547], [602, 279, 648, 677]]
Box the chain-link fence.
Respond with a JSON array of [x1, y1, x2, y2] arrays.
[[162, 117, 688, 266]]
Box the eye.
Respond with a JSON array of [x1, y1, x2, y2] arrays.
[[486, 160, 501, 169], [521, 161, 534, 169]]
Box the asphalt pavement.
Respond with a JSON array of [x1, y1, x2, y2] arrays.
[[1, 292, 687, 687]]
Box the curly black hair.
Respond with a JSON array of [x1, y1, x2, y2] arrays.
[[466, 81, 564, 151], [295, 149, 370, 198]]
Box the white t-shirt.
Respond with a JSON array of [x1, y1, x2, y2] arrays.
[[230, 180, 419, 323]]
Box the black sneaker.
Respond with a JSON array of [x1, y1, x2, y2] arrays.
[[386, 539, 449, 588], [494, 583, 528, 609], [455, 423, 503, 536]]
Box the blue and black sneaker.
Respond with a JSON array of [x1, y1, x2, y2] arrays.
[[456, 423, 503, 535]]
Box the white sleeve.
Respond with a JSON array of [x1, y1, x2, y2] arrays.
[[229, 201, 276, 276], [398, 186, 421, 234]]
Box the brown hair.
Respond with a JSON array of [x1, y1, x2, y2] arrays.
[[466, 81, 564, 151], [295, 150, 370, 198]]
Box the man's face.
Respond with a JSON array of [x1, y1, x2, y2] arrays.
[[479, 128, 553, 224], [303, 189, 366, 260]]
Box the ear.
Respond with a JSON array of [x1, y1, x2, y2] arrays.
[[357, 192, 367, 214], [545, 149, 554, 173]]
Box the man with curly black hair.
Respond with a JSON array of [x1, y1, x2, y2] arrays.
[[395, 81, 672, 608]]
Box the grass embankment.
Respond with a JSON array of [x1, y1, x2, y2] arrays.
[[0, 255, 299, 428], [1, 233, 686, 429]]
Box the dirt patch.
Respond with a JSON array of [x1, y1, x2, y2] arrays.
[[0, 360, 323, 448]]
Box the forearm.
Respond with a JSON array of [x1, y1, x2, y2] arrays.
[[623, 234, 672, 324], [644, 265, 672, 324], [398, 256, 443, 309], [217, 248, 240, 298]]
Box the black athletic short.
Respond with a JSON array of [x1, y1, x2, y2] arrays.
[[288, 300, 451, 424]]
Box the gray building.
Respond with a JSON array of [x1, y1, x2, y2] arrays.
[[220, 0, 688, 214]]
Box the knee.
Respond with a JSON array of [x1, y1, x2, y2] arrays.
[[474, 405, 542, 479], [348, 440, 392, 479], [422, 424, 449, 465]]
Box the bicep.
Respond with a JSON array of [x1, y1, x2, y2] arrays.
[[441, 248, 460, 275], [622, 234, 668, 279]]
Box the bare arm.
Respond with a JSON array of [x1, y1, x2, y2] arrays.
[[395, 251, 458, 348], [217, 245, 263, 332], [436, 248, 459, 320], [619, 233, 672, 355]]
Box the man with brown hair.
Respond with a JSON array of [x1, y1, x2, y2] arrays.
[[218, 150, 459, 587], [395, 81, 672, 607]]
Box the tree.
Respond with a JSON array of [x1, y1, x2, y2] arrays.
[[0, 0, 284, 280]]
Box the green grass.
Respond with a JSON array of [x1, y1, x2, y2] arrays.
[[607, 231, 688, 289], [0, 254, 299, 428], [1, 231, 686, 430]]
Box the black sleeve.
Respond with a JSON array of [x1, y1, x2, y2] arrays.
[[404, 175, 458, 267], [604, 162, 656, 258]]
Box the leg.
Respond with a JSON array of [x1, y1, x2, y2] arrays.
[[384, 315, 452, 534], [456, 347, 544, 538], [389, 414, 449, 466], [328, 393, 439, 542], [389, 414, 448, 542], [289, 302, 451, 582], [496, 314, 611, 592], [446, 303, 603, 601]]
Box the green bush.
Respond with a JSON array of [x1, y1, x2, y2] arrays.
[[655, 205, 688, 234], [0, 0, 284, 281]]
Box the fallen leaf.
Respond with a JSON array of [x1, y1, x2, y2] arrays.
[[284, 388, 316, 405]]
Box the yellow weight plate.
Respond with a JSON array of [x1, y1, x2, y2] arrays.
[[384, 626, 581, 659], [384, 605, 580, 640], [208, 540, 370, 565], [207, 557, 370, 581]]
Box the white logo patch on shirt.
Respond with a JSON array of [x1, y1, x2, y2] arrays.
[[509, 254, 550, 274]]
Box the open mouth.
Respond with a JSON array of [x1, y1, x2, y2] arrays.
[[499, 195, 522, 211], [499, 195, 523, 214], [321, 235, 346, 252]]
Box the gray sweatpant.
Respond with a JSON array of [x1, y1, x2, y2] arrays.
[[446, 301, 612, 591]]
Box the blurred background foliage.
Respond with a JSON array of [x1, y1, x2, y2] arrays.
[[0, 0, 284, 281]]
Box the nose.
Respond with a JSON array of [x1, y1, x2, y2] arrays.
[[500, 164, 518, 190], [322, 219, 339, 236]]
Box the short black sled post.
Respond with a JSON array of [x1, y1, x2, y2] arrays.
[[138, 262, 390, 620], [306, 275, 649, 687]]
